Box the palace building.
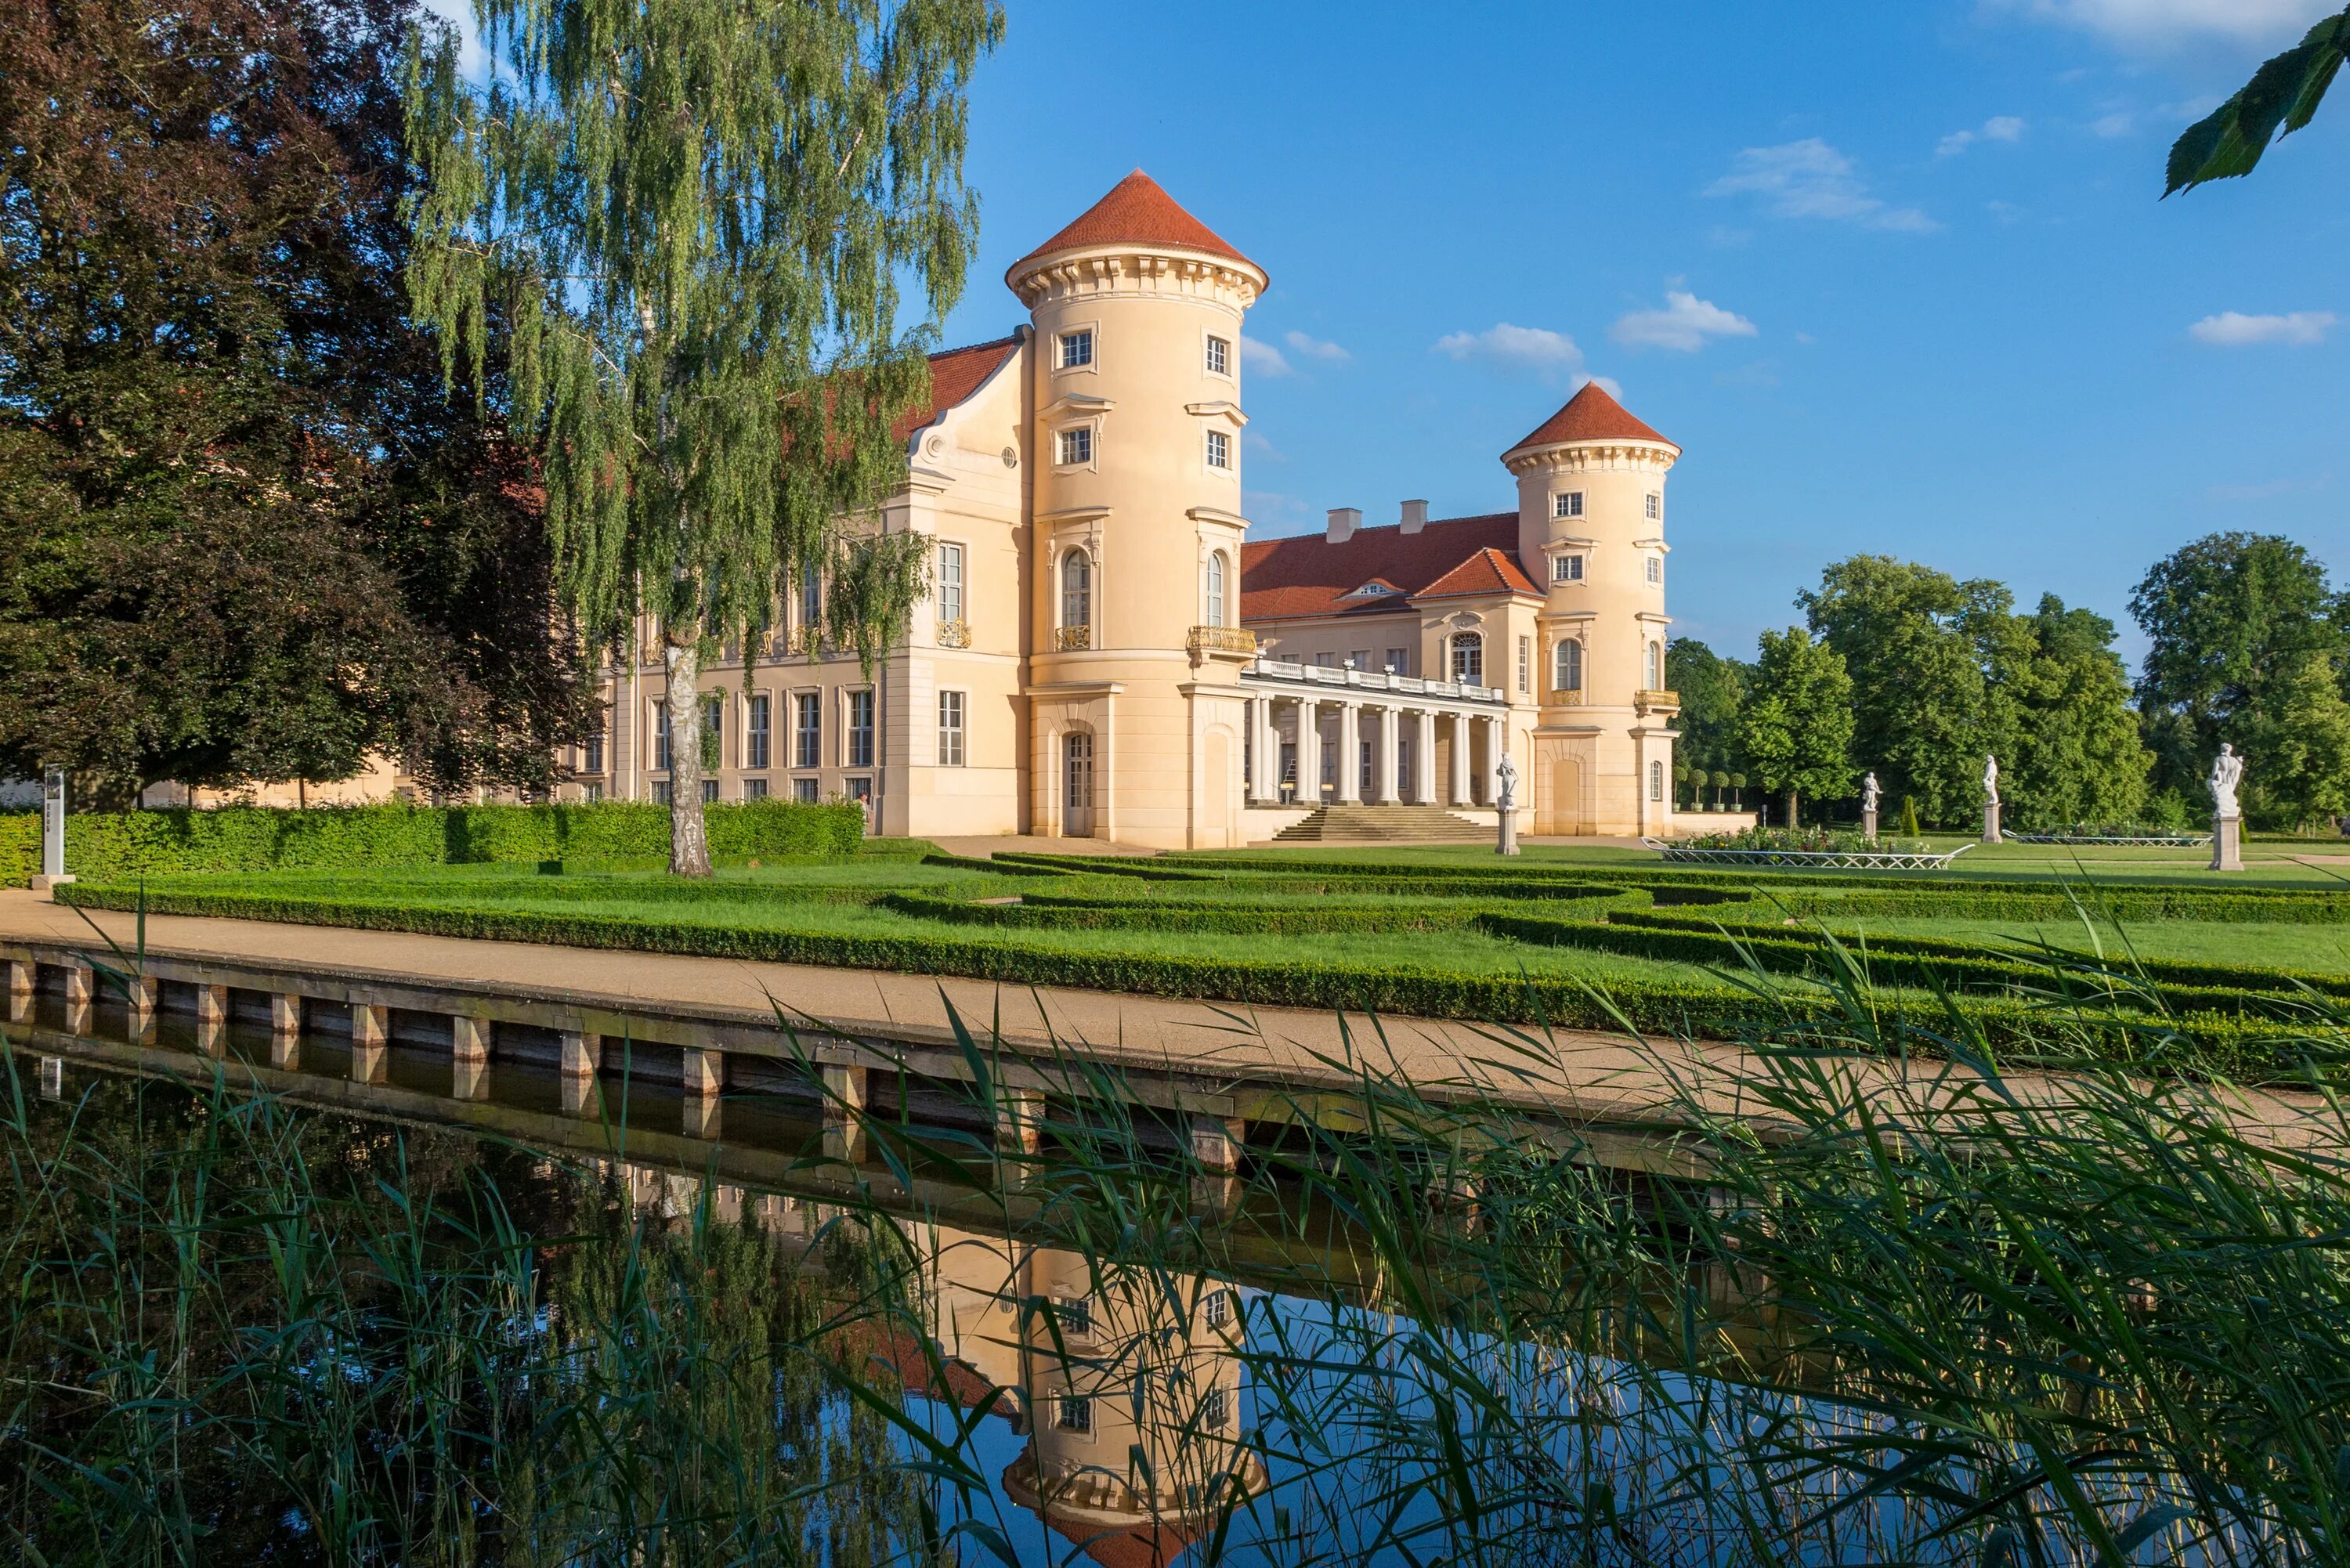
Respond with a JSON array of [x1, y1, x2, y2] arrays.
[[566, 172, 1694, 846]]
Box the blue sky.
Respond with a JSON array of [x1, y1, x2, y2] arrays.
[[923, 0, 2350, 663]]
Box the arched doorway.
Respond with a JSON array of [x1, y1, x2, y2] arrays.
[[1062, 731, 1095, 838]]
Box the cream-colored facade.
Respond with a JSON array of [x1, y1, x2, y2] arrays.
[[563, 172, 1701, 844]]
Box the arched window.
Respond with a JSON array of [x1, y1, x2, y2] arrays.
[[1061, 549, 1093, 630], [1649, 761, 1664, 801], [1449, 632, 1484, 685], [1643, 641, 1661, 690], [1553, 638, 1583, 695], [1205, 552, 1227, 627]]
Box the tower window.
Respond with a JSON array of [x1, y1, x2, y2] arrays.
[[1650, 760, 1664, 800], [1552, 554, 1584, 584], [1058, 329, 1093, 369], [1061, 549, 1093, 630], [1057, 426, 1093, 466], [1554, 638, 1583, 694], [1205, 551, 1227, 627], [1206, 428, 1231, 470], [936, 541, 965, 623], [1205, 334, 1231, 376], [1644, 641, 1661, 689], [1554, 491, 1583, 519], [936, 690, 965, 767], [1646, 556, 1662, 587], [1055, 1393, 1093, 1434], [1645, 492, 1660, 521]]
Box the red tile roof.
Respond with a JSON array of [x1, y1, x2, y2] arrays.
[[1507, 381, 1676, 454], [1007, 170, 1260, 284], [894, 333, 1023, 445], [1239, 513, 1538, 623]]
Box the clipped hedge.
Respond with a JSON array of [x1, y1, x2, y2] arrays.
[[879, 890, 1502, 936], [53, 881, 2322, 1077], [0, 800, 865, 886]]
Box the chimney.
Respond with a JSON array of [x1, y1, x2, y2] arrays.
[[1400, 499, 1428, 534], [1325, 507, 1361, 544]]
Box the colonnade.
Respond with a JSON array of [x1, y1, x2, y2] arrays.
[[1240, 691, 1508, 809]]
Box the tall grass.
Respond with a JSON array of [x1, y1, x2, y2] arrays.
[[6, 935, 2350, 1563]]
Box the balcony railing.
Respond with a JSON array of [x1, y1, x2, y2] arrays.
[[1550, 689, 1585, 706], [1055, 625, 1093, 652], [935, 619, 972, 649], [1240, 655, 1507, 706], [1186, 624, 1258, 656], [1635, 688, 1681, 713]]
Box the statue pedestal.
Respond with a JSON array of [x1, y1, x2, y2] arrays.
[[1982, 802, 2001, 844], [1496, 809, 1519, 857], [2211, 814, 2243, 873], [1861, 808, 1878, 843]]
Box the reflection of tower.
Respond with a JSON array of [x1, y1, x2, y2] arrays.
[[1009, 172, 1267, 847], [1505, 382, 1682, 837]]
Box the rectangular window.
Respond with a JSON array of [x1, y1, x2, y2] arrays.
[[936, 542, 965, 624], [1517, 636, 1531, 694], [1553, 554, 1585, 583], [653, 705, 672, 771], [1058, 329, 1093, 369], [1055, 1393, 1093, 1434], [743, 777, 769, 800], [1383, 648, 1409, 675], [746, 695, 771, 770], [1205, 1288, 1232, 1328], [1647, 555, 1662, 586], [701, 695, 723, 771], [1554, 491, 1584, 519], [847, 776, 872, 805], [794, 777, 819, 804], [700, 778, 718, 804], [584, 725, 606, 775], [651, 780, 673, 805], [1350, 649, 1370, 671], [794, 692, 822, 769], [1057, 426, 1093, 466], [1205, 334, 1230, 376], [1202, 1385, 1229, 1431], [1057, 1295, 1093, 1336], [1646, 492, 1661, 521], [799, 569, 822, 639], [1206, 428, 1230, 469], [847, 689, 875, 768], [937, 690, 965, 767], [1314, 652, 1339, 668]]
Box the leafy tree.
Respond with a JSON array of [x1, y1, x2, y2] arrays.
[[403, 0, 1001, 875], [2131, 533, 2348, 822], [2242, 653, 2350, 830], [1799, 556, 2008, 826], [2167, 7, 2349, 193], [1999, 596, 2151, 830], [1736, 627, 1854, 827], [0, 0, 592, 807], [1666, 638, 1745, 778]]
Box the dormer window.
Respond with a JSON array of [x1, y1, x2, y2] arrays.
[[1058, 330, 1094, 370], [1340, 580, 1401, 601], [1553, 555, 1585, 584], [1554, 491, 1584, 519]]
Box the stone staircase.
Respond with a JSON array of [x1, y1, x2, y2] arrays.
[[1271, 804, 1491, 844]]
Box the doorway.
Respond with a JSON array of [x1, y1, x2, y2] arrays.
[[1063, 731, 1095, 838]]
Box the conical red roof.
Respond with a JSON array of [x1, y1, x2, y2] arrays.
[[1007, 170, 1260, 284], [1507, 381, 1676, 454]]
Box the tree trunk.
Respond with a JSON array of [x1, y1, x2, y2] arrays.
[[664, 634, 712, 877], [1784, 789, 1799, 829]]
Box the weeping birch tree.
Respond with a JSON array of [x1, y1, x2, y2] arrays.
[[401, 0, 1001, 873]]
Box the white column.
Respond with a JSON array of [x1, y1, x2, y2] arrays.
[[1296, 699, 1319, 804], [1415, 710, 1438, 804], [1376, 708, 1401, 804], [1250, 698, 1277, 804], [1449, 713, 1471, 805], [1335, 703, 1362, 804], [1483, 717, 1505, 806]]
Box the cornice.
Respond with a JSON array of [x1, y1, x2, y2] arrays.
[[1186, 505, 1250, 530], [1039, 392, 1115, 422], [1502, 439, 1679, 477], [1009, 246, 1265, 313], [1184, 400, 1249, 425]]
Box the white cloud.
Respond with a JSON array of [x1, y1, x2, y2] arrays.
[[1435, 323, 1587, 372], [2189, 310, 2340, 346], [1706, 139, 1939, 233], [1238, 335, 1292, 376], [1282, 330, 1350, 363], [2092, 110, 2136, 136], [1938, 115, 2028, 157], [1992, 0, 2337, 50], [1610, 291, 1759, 352]]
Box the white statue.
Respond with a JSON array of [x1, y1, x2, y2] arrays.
[[1495, 753, 1519, 811], [1982, 753, 1999, 807], [1861, 772, 1880, 814], [2209, 743, 2243, 818]]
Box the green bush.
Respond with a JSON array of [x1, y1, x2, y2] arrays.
[[0, 800, 864, 886]]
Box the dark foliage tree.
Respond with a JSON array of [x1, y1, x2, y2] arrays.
[[1998, 596, 2151, 830], [1665, 639, 1746, 780], [1737, 627, 1854, 828], [0, 0, 592, 808]]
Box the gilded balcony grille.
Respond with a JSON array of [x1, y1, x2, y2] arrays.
[[1550, 689, 1586, 706], [1186, 624, 1258, 656], [1056, 625, 1093, 652], [936, 619, 972, 649], [1635, 688, 1680, 712]]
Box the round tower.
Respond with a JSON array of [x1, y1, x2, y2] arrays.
[[1006, 171, 1267, 847], [1500, 382, 1681, 836]]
